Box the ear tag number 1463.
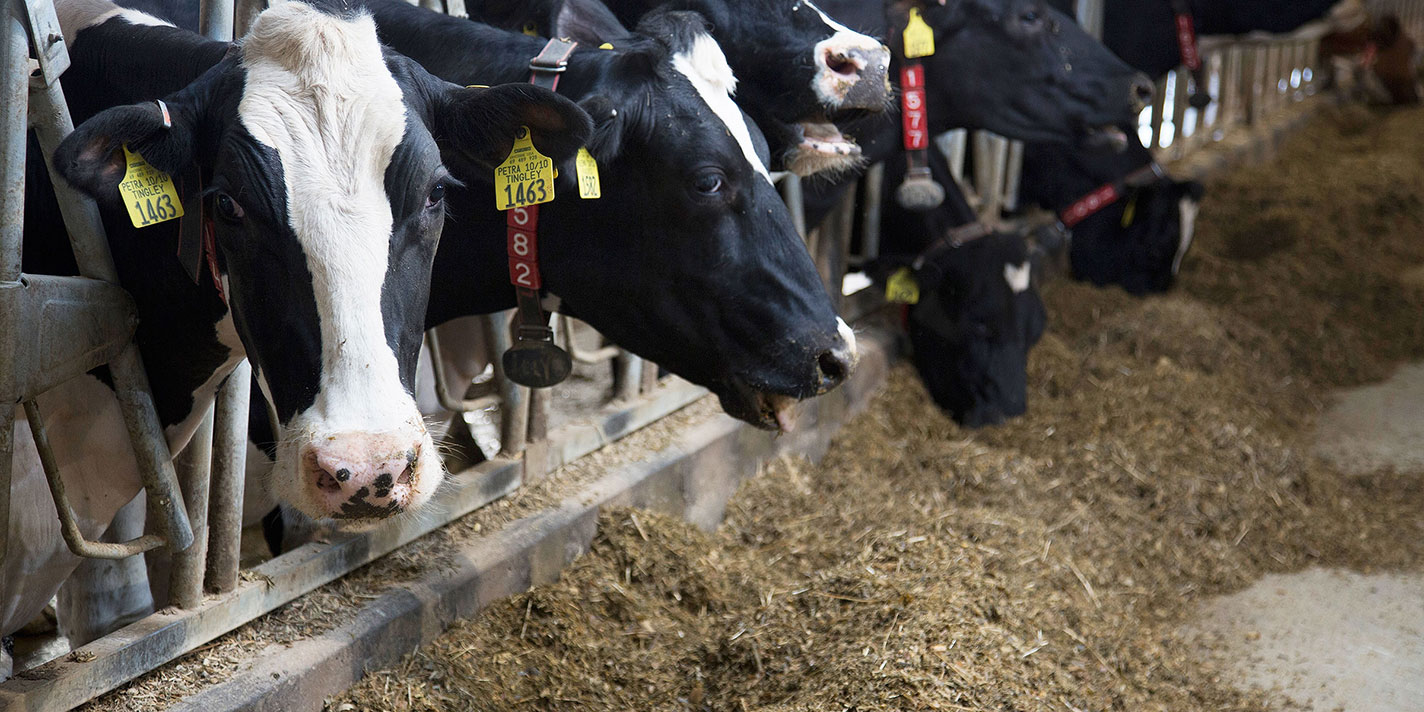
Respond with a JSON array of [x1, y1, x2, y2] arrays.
[[118, 146, 184, 228], [495, 126, 556, 210]]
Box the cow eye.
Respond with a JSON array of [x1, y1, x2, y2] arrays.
[[215, 193, 244, 222], [426, 183, 446, 209], [691, 169, 725, 196], [1019, 9, 1043, 29]]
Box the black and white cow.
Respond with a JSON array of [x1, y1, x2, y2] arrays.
[[852, 128, 1049, 427], [1059, 0, 1348, 78], [1019, 135, 1203, 294], [367, 0, 858, 430], [4, 0, 587, 669], [817, 0, 1153, 149], [457, 0, 894, 176], [785, 0, 1146, 426]]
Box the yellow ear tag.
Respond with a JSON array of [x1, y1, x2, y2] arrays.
[[575, 147, 601, 199], [1120, 193, 1138, 228], [885, 267, 921, 304], [495, 126, 556, 210], [522, 22, 539, 36], [598, 42, 614, 50], [118, 145, 184, 228], [903, 8, 935, 59]]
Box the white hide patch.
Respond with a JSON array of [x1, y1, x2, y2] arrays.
[[238, 4, 412, 435], [55, 0, 174, 46], [1004, 261, 1031, 294], [835, 316, 858, 360], [237, 4, 439, 518], [1173, 197, 1200, 276], [671, 34, 773, 183]]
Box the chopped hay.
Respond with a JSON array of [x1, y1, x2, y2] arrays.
[[331, 104, 1424, 711]]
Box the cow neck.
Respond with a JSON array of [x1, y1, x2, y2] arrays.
[[1057, 161, 1164, 228], [1169, 0, 1212, 109], [893, 55, 944, 210], [499, 37, 578, 389], [911, 221, 994, 271]]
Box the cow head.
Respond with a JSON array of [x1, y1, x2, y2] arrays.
[[599, 0, 890, 176], [894, 0, 1152, 148], [1021, 135, 1205, 295], [888, 232, 1047, 428], [540, 9, 858, 429], [55, 1, 588, 525], [1069, 177, 1203, 294]]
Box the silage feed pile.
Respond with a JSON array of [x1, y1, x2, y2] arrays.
[[331, 106, 1424, 711]]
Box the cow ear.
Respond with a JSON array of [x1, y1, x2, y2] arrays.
[[54, 99, 200, 205], [579, 94, 642, 164], [435, 83, 593, 177], [554, 0, 632, 45]]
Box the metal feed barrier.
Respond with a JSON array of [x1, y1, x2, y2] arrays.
[[0, 0, 873, 706], [0, 0, 1408, 707]]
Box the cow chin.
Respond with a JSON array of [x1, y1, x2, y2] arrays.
[[713, 379, 804, 433], [269, 411, 442, 528]]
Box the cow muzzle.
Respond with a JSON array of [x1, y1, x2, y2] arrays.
[[813, 38, 892, 110], [298, 431, 432, 522], [724, 318, 859, 432]]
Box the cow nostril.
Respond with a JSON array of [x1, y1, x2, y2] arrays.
[[315, 469, 342, 494], [824, 50, 858, 76], [818, 350, 849, 385], [1131, 76, 1155, 106], [397, 464, 413, 486]]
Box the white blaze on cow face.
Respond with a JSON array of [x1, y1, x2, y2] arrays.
[[237, 4, 440, 523], [1004, 261, 1031, 294], [1173, 196, 1200, 276], [803, 0, 890, 107], [671, 33, 773, 184]]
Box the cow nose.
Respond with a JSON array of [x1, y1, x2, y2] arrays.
[[1130, 74, 1155, 111], [816, 39, 892, 109], [303, 435, 422, 520], [816, 317, 860, 393]]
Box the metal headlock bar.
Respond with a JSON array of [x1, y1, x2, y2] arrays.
[[3, 0, 195, 567], [12, 0, 1417, 703]]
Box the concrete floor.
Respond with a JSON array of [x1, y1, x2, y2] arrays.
[[1190, 365, 1424, 712]]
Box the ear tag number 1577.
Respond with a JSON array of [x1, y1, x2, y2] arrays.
[[118, 146, 184, 228], [495, 126, 556, 210]]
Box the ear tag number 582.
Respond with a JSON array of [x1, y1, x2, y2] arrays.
[[495, 126, 556, 210], [118, 146, 184, 228]]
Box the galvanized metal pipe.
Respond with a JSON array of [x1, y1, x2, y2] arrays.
[[170, 404, 213, 608], [29, 66, 194, 554], [198, 0, 234, 41], [560, 316, 620, 364], [0, 1, 23, 283], [233, 0, 263, 37], [487, 311, 529, 457], [0, 0, 31, 568], [425, 329, 501, 413], [638, 357, 658, 395], [614, 352, 641, 402], [527, 386, 550, 446], [857, 163, 884, 263], [25, 400, 165, 558], [1002, 140, 1024, 213], [777, 173, 807, 239], [205, 359, 249, 594]]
